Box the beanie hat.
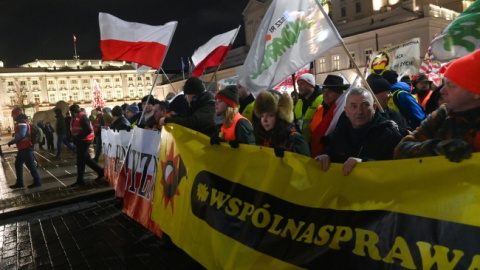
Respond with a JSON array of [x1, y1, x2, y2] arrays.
[[168, 94, 189, 115], [400, 75, 412, 84], [111, 106, 123, 117], [215, 85, 239, 108], [183, 77, 205, 95], [16, 113, 28, 120], [103, 107, 112, 114], [11, 107, 23, 118], [367, 74, 391, 94], [254, 90, 294, 123], [126, 102, 139, 114], [382, 70, 399, 85], [444, 50, 480, 94], [69, 104, 81, 113], [297, 73, 315, 87]]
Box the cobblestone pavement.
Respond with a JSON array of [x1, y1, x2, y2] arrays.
[[0, 141, 205, 269]]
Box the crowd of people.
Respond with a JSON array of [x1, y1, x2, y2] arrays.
[[7, 49, 480, 188]]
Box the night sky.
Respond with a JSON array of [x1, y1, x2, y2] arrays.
[[0, 0, 249, 70]]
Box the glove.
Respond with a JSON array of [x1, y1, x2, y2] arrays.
[[274, 146, 287, 158], [434, 139, 472, 162], [125, 126, 132, 132], [210, 135, 221, 145], [229, 140, 239, 149]]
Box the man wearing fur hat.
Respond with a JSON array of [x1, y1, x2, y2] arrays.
[[309, 75, 350, 157], [395, 50, 480, 162], [8, 107, 42, 189], [316, 88, 403, 176], [159, 76, 215, 136], [254, 90, 310, 157], [412, 74, 435, 110], [294, 73, 323, 144], [211, 85, 255, 147]]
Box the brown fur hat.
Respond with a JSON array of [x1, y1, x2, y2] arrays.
[[254, 90, 294, 123]]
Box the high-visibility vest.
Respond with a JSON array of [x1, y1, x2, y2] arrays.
[[220, 113, 249, 142], [71, 111, 94, 141], [14, 122, 33, 150], [241, 101, 255, 123], [294, 94, 323, 143]]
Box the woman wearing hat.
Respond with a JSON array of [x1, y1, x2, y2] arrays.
[[254, 90, 310, 157], [210, 85, 255, 146]]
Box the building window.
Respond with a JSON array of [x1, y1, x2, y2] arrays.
[[128, 77, 133, 81], [130, 89, 135, 97], [20, 81, 26, 85], [61, 93, 67, 101], [73, 92, 79, 101], [48, 80, 54, 85], [32, 80, 38, 85], [106, 90, 112, 100], [116, 90, 123, 98], [341, 7, 346, 17], [365, 49, 373, 64], [71, 80, 77, 84], [318, 57, 326, 73], [356, 2, 362, 13], [105, 79, 110, 83], [84, 91, 91, 101], [49, 94, 56, 104], [10, 96, 16, 105], [115, 78, 120, 82], [332, 54, 340, 70], [146, 77, 151, 81], [138, 90, 144, 97], [8, 82, 13, 86], [349, 52, 356, 69], [34, 94, 40, 104], [82, 79, 89, 84]]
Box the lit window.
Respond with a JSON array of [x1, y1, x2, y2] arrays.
[[349, 52, 356, 69], [318, 58, 326, 73], [332, 55, 340, 70], [49, 94, 56, 104]]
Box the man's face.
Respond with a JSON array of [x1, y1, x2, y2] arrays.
[[153, 104, 165, 120], [125, 110, 135, 119], [441, 78, 479, 112], [415, 81, 431, 94], [237, 84, 248, 99], [322, 88, 343, 107], [344, 92, 376, 129], [143, 102, 153, 113], [375, 91, 392, 109], [184, 94, 195, 105], [297, 80, 313, 97]]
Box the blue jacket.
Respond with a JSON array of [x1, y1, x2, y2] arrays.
[[390, 82, 425, 130]]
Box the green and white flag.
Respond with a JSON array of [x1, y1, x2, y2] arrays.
[[238, 0, 342, 95], [431, 1, 480, 61]]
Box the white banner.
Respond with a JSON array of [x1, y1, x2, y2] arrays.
[[367, 38, 421, 77], [238, 0, 342, 95]]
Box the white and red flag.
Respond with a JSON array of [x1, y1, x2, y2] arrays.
[[191, 27, 240, 77], [99, 12, 177, 71], [73, 35, 77, 42]]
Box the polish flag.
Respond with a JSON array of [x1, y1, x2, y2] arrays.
[[191, 27, 240, 77], [99, 12, 177, 70]]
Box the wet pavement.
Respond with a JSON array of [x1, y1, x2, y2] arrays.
[[0, 138, 204, 269]]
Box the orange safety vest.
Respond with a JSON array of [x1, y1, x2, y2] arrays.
[[71, 111, 94, 141], [15, 122, 33, 150], [220, 113, 248, 142], [415, 90, 433, 110], [310, 103, 337, 157]]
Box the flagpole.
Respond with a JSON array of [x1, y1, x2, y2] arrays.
[[339, 42, 384, 113], [73, 35, 78, 59], [206, 25, 242, 90]]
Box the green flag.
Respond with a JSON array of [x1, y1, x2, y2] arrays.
[[431, 2, 480, 61]]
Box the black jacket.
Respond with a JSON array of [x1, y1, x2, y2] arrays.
[[325, 111, 403, 163], [110, 115, 131, 131], [165, 91, 215, 136]]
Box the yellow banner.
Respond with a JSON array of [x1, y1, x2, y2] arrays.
[[151, 124, 480, 269]]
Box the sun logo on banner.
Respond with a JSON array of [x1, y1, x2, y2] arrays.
[[370, 51, 390, 74], [160, 140, 187, 212]]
